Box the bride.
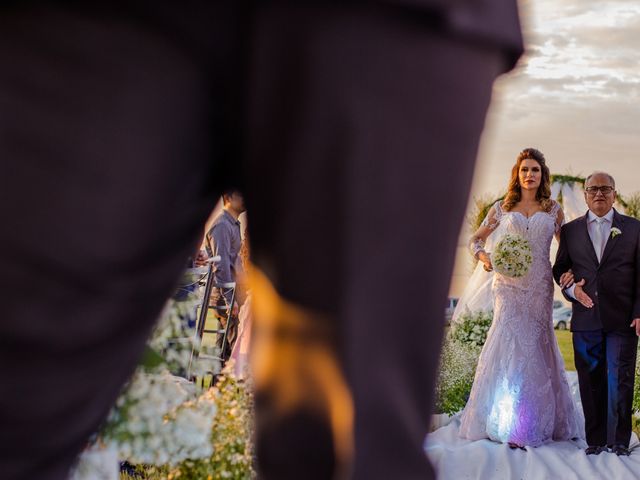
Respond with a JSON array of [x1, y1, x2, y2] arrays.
[[458, 148, 582, 449]]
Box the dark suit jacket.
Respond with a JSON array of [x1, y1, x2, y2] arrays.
[[553, 209, 640, 334]]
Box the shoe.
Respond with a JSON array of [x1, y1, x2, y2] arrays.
[[612, 445, 631, 456], [585, 446, 604, 455], [508, 442, 526, 451]]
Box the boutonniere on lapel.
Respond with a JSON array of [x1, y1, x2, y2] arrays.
[[611, 227, 622, 238]]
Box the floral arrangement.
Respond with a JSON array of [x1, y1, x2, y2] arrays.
[[492, 233, 533, 278], [72, 278, 255, 479], [94, 297, 221, 468], [434, 334, 481, 415], [102, 371, 217, 466], [434, 310, 493, 415], [451, 309, 494, 348], [168, 369, 254, 480], [120, 367, 255, 480]]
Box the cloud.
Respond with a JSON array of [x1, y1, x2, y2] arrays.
[[516, 0, 640, 86], [473, 1, 640, 199]]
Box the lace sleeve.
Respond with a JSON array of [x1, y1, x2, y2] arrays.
[[470, 237, 485, 257], [480, 201, 502, 230], [552, 201, 565, 234], [471, 202, 501, 257]]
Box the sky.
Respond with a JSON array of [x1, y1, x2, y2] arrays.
[[450, 0, 640, 296], [471, 0, 640, 200]]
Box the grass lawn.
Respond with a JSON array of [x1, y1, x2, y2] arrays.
[[201, 308, 221, 347], [554, 329, 575, 371]]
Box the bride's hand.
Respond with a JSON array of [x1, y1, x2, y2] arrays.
[[574, 279, 594, 308], [478, 251, 493, 272], [559, 269, 574, 289]]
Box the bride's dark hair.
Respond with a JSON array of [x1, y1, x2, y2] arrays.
[[502, 148, 553, 212]]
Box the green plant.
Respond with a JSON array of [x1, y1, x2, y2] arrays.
[[549, 174, 585, 187], [468, 194, 504, 235], [101, 298, 220, 467], [451, 310, 494, 348], [633, 344, 640, 417], [117, 368, 255, 480], [622, 192, 640, 220], [434, 336, 481, 415], [169, 370, 255, 480]]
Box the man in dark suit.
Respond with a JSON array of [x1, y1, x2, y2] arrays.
[[554, 172, 640, 456], [0, 2, 521, 479]]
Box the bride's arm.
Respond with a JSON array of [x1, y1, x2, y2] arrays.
[[470, 205, 498, 271]]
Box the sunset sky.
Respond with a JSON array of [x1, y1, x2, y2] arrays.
[[451, 0, 640, 296], [471, 0, 640, 199]]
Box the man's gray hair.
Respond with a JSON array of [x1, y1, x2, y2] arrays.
[[585, 171, 616, 189]]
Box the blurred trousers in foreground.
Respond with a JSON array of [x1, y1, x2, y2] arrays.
[[0, 2, 520, 479]]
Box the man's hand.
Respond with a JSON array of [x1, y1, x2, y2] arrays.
[[194, 249, 208, 267], [559, 269, 574, 289], [574, 279, 594, 308], [630, 318, 640, 336]]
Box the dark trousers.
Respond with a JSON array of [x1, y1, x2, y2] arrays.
[[244, 6, 505, 480], [573, 330, 638, 447], [214, 292, 239, 362], [0, 3, 508, 479]]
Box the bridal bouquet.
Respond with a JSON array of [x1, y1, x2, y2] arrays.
[[491, 233, 533, 278]]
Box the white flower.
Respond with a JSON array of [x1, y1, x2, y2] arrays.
[[94, 294, 255, 474], [492, 234, 532, 278], [611, 227, 622, 238]]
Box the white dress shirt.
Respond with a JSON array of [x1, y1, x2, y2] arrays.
[[564, 208, 614, 300]]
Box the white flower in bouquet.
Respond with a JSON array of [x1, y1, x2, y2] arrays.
[[491, 233, 533, 278]]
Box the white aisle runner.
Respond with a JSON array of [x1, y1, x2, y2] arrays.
[[425, 372, 640, 480]]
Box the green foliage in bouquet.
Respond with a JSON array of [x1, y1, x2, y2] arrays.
[[451, 310, 494, 348], [492, 234, 533, 278]]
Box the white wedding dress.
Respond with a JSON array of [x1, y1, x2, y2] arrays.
[[458, 200, 582, 446]]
